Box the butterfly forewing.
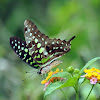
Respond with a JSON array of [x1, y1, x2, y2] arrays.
[[24, 20, 50, 64], [10, 37, 39, 69]]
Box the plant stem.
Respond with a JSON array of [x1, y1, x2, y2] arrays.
[[74, 78, 79, 100], [74, 85, 79, 100], [60, 89, 69, 100], [76, 89, 79, 100], [86, 85, 94, 100]]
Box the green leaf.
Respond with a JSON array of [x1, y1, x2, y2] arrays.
[[78, 77, 86, 85], [50, 71, 71, 79], [59, 75, 79, 88], [80, 57, 100, 74], [44, 70, 80, 96], [44, 81, 63, 97]]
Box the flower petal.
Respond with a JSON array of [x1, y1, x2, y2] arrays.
[[90, 77, 97, 84]]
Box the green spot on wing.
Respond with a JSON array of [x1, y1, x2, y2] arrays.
[[37, 43, 41, 48], [19, 52, 21, 55], [37, 55, 40, 58], [15, 43, 17, 46], [39, 47, 44, 53], [25, 48, 28, 52], [16, 50, 18, 53], [33, 60, 35, 63], [26, 59, 28, 62], [22, 43, 24, 45], [35, 50, 38, 53], [29, 52, 31, 55], [21, 47, 24, 50], [13, 46, 15, 49], [41, 56, 50, 63], [37, 60, 42, 63], [18, 46, 20, 49], [34, 64, 39, 67], [22, 54, 27, 60], [29, 57, 31, 60], [35, 38, 38, 43], [24, 54, 27, 57], [30, 62, 33, 65], [34, 55, 37, 58]]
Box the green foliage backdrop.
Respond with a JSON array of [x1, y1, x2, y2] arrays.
[[0, 0, 100, 100]]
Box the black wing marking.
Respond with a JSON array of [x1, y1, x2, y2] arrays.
[[10, 37, 39, 69]]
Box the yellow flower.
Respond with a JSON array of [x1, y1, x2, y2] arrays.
[[41, 68, 64, 91], [92, 72, 98, 77], [60, 69, 63, 72], [46, 75, 51, 81], [85, 73, 92, 78], [95, 69, 100, 73], [84, 69, 88, 73], [41, 68, 63, 85], [97, 75, 100, 80], [48, 71, 53, 76], [83, 68, 100, 84], [56, 68, 59, 72], [91, 68, 96, 71], [41, 80, 47, 84]]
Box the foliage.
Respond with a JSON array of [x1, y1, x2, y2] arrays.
[[0, 0, 100, 100], [43, 57, 100, 100]]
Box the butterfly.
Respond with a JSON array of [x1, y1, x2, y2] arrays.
[[10, 19, 75, 75]]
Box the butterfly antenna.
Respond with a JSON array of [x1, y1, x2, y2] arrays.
[[26, 70, 37, 73], [22, 73, 35, 81]]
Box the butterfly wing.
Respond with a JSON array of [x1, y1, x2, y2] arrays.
[[10, 37, 39, 69], [24, 19, 75, 65], [44, 36, 75, 63], [24, 20, 50, 64]]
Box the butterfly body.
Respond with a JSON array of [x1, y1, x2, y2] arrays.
[[10, 19, 75, 75], [37, 60, 62, 75]]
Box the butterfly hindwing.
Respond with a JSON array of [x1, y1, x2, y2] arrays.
[[10, 37, 39, 69], [24, 19, 75, 65]]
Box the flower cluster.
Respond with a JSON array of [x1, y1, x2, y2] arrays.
[[82, 68, 100, 84], [41, 68, 63, 91]]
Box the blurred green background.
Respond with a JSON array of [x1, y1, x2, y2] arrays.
[[0, 0, 100, 100]]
